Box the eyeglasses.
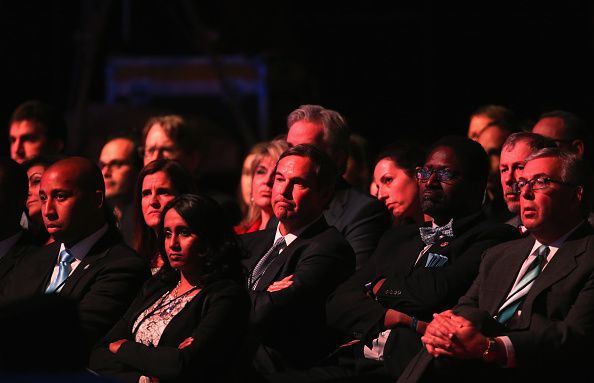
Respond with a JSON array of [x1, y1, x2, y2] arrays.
[[98, 159, 131, 170], [515, 176, 577, 191], [139, 145, 178, 158], [415, 167, 460, 183]]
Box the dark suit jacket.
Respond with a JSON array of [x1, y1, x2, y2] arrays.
[[0, 231, 38, 283], [89, 277, 251, 383], [242, 217, 355, 373], [399, 222, 594, 382], [326, 210, 519, 378], [324, 178, 391, 269], [0, 227, 150, 349]]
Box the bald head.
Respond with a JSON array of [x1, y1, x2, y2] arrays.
[[40, 157, 106, 246]]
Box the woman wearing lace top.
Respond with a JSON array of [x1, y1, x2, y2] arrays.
[[90, 194, 250, 383]]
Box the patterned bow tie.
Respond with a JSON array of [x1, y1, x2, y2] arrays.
[[419, 219, 454, 245]]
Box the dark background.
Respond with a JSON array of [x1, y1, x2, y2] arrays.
[[2, 0, 593, 168]]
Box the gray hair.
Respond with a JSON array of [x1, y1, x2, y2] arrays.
[[287, 105, 350, 164], [502, 132, 556, 153], [524, 147, 592, 214]]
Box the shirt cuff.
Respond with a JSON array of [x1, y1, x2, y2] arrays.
[[497, 336, 516, 368]]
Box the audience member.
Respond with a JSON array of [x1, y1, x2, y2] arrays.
[[467, 104, 515, 141], [532, 110, 589, 159], [372, 141, 426, 226], [286, 104, 390, 269], [90, 194, 250, 383], [313, 137, 519, 382], [498, 132, 556, 228], [0, 158, 37, 282], [402, 148, 594, 382], [134, 159, 197, 274], [477, 122, 514, 222], [238, 142, 267, 218], [8, 100, 66, 164], [99, 134, 142, 246], [21, 155, 62, 245], [235, 138, 289, 234], [141, 115, 203, 175], [0, 157, 151, 354], [242, 144, 355, 374]]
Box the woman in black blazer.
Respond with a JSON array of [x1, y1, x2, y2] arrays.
[[90, 194, 250, 383]]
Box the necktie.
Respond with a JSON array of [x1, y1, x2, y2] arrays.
[[496, 244, 550, 324], [419, 219, 455, 246], [46, 248, 75, 293], [249, 237, 286, 290]]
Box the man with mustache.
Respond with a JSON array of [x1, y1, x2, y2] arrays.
[[299, 136, 518, 382], [241, 144, 355, 375], [499, 132, 555, 229]]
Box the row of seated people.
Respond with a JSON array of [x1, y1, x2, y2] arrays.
[[0, 107, 593, 382]]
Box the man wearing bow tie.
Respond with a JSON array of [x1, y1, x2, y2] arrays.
[[303, 136, 519, 382], [0, 157, 150, 358], [399, 148, 594, 382]]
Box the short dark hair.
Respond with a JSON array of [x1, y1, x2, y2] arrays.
[[428, 135, 490, 188], [103, 134, 142, 170], [10, 100, 67, 143], [0, 157, 28, 220], [141, 114, 205, 156], [375, 140, 426, 178], [538, 110, 588, 141], [277, 144, 338, 194], [158, 194, 246, 284], [472, 104, 516, 129]]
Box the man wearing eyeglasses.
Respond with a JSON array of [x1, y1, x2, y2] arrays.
[[282, 136, 518, 382], [403, 148, 594, 382], [98, 135, 141, 246]]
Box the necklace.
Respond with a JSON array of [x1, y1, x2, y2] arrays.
[[160, 281, 199, 317]]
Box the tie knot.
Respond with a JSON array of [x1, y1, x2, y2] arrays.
[[59, 249, 74, 264], [537, 245, 550, 259], [272, 237, 286, 251]]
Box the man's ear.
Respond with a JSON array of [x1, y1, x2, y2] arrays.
[[95, 190, 105, 209], [571, 139, 585, 158]]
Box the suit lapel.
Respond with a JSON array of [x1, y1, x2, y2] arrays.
[[30, 243, 61, 294], [60, 229, 119, 296], [255, 217, 328, 290]]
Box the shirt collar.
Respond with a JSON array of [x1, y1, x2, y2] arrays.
[[530, 220, 585, 254], [274, 215, 322, 248], [60, 224, 108, 261]]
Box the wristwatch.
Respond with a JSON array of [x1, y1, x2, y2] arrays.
[[482, 337, 497, 363]]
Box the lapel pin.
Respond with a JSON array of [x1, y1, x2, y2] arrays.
[[84, 264, 91, 270], [440, 242, 449, 247]]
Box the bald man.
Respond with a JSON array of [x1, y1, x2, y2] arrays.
[[0, 157, 150, 354]]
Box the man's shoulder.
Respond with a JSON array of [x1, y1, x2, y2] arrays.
[[333, 185, 388, 215], [457, 214, 520, 242]]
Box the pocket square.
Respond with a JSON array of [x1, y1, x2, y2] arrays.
[[425, 253, 448, 268]]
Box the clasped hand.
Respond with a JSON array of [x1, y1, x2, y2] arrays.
[[421, 310, 488, 359]]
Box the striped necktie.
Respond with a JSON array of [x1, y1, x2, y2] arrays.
[[496, 244, 550, 325], [249, 237, 286, 290]]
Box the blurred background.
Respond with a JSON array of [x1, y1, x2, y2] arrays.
[[2, 0, 593, 193]]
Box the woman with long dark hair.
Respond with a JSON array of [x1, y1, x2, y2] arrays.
[[90, 194, 250, 383]]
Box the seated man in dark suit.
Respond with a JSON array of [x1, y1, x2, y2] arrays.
[[286, 104, 391, 268], [0, 157, 150, 355], [242, 144, 355, 374], [0, 157, 38, 282], [314, 136, 519, 382], [402, 148, 594, 382]]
